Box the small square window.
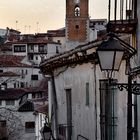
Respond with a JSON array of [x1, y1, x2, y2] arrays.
[[31, 75, 38, 80], [86, 82, 90, 106], [0, 70, 3, 73], [75, 25, 79, 29], [25, 122, 35, 133]]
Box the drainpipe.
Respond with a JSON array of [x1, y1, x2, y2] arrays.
[[51, 72, 58, 139]]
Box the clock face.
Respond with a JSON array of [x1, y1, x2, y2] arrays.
[[74, 0, 80, 4]]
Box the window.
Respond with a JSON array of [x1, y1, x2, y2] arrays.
[[75, 25, 79, 29], [100, 80, 117, 140], [14, 45, 26, 52], [0, 101, 2, 106], [25, 122, 35, 133], [26, 82, 28, 87], [26, 70, 28, 75], [1, 83, 7, 89], [36, 56, 38, 60], [85, 82, 90, 106], [39, 45, 45, 53], [0, 70, 3, 73], [21, 70, 24, 78], [31, 75, 38, 80], [57, 40, 61, 43], [14, 83, 16, 88], [0, 121, 6, 127], [32, 92, 42, 99], [66, 89, 72, 139], [75, 6, 80, 16], [56, 46, 59, 54], [6, 100, 15, 106], [0, 120, 7, 139], [29, 55, 33, 60], [30, 45, 34, 50], [20, 82, 25, 88]]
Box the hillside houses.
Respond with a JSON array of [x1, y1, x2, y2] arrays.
[[0, 86, 48, 140], [39, 0, 140, 140]]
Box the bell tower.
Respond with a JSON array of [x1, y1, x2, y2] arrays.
[[66, 0, 89, 46]]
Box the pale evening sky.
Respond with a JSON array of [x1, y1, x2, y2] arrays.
[[0, 0, 108, 34]]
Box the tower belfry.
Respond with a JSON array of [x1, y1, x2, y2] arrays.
[[66, 0, 89, 44]]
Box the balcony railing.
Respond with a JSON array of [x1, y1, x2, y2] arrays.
[[107, 0, 137, 33]]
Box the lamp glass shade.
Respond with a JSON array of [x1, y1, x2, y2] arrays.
[[97, 38, 124, 71], [114, 51, 124, 70]]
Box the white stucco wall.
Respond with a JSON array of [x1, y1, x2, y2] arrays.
[[35, 113, 46, 140], [50, 60, 128, 140]]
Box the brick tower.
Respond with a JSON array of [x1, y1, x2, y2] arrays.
[[66, 0, 89, 48]]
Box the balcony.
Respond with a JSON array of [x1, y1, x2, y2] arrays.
[[107, 0, 137, 34]]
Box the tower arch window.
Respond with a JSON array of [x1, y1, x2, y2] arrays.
[[75, 6, 80, 17]]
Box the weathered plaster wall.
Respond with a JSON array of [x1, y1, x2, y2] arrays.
[[52, 60, 128, 140]]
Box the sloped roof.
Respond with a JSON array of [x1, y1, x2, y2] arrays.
[[0, 71, 20, 77], [13, 38, 60, 45], [47, 28, 65, 37], [0, 43, 12, 51], [40, 39, 102, 74], [0, 88, 27, 100], [0, 55, 32, 67], [0, 86, 48, 100], [34, 104, 48, 115]]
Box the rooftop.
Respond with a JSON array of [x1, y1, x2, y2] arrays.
[[0, 55, 32, 67]]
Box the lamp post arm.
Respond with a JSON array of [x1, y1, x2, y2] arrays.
[[109, 82, 140, 95], [107, 33, 137, 57]]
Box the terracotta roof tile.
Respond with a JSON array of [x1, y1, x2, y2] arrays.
[[0, 88, 27, 100], [0, 55, 32, 67], [35, 104, 48, 115], [0, 71, 20, 77], [47, 28, 65, 37]]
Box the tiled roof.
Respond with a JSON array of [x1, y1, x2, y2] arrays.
[[47, 28, 65, 37], [0, 55, 32, 67], [34, 104, 48, 115], [0, 43, 12, 51], [0, 86, 48, 100], [13, 38, 60, 45], [0, 88, 27, 100], [0, 71, 20, 77], [40, 40, 102, 74]]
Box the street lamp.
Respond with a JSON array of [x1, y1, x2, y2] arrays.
[[40, 123, 52, 140], [96, 33, 138, 140], [97, 36, 124, 72]]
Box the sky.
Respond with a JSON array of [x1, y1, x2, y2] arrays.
[[0, 0, 108, 34]]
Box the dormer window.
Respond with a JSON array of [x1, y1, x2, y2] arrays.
[[75, 6, 80, 16]]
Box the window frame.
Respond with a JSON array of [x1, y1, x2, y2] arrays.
[[31, 74, 38, 80], [25, 122, 35, 133], [100, 79, 118, 140], [14, 45, 26, 53]]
